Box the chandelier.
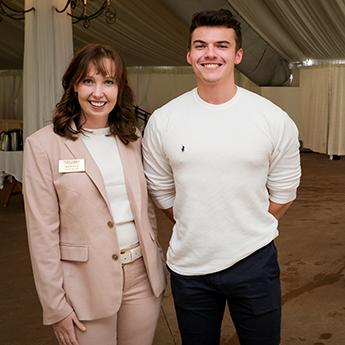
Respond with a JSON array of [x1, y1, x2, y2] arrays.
[[0, 1, 34, 21], [55, 0, 116, 28]]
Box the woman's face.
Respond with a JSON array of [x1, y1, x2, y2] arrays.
[[74, 58, 119, 128]]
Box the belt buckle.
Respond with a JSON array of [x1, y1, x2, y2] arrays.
[[121, 245, 141, 265], [121, 250, 132, 264]]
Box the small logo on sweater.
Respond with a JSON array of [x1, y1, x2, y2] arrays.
[[181, 145, 185, 152]]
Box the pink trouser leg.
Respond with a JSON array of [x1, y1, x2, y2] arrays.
[[75, 258, 162, 345]]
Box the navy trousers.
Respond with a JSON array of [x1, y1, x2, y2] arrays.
[[169, 242, 281, 345]]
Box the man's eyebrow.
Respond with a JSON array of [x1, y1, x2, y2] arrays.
[[192, 40, 231, 45], [216, 40, 230, 44], [192, 40, 206, 45]]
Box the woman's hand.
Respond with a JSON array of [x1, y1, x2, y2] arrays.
[[53, 312, 86, 345]]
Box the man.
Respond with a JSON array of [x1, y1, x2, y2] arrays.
[[142, 8, 301, 345]]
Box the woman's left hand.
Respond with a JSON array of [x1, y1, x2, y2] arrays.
[[53, 311, 86, 345]]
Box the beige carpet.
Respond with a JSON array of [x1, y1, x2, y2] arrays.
[[1, 152, 344, 345]]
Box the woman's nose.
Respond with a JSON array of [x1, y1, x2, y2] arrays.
[[92, 83, 104, 97]]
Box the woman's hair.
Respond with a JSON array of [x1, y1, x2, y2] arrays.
[[53, 43, 138, 144]]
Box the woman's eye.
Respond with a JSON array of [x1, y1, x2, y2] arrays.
[[105, 79, 114, 85], [82, 78, 93, 85]]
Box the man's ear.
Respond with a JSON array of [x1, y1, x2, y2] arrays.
[[235, 48, 243, 65], [186, 50, 192, 65]]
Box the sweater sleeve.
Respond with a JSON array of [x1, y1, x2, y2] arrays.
[[142, 112, 176, 209], [23, 137, 73, 325], [267, 113, 301, 203]]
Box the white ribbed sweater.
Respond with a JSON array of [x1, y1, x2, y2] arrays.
[[143, 87, 301, 275]]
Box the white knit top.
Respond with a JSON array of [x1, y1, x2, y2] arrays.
[[82, 127, 138, 249], [143, 87, 301, 275]]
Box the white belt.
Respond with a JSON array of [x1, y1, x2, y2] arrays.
[[120, 245, 142, 265]]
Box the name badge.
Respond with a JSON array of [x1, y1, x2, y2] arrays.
[[58, 159, 85, 173]]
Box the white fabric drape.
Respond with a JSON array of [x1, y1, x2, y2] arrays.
[[127, 67, 263, 113], [300, 66, 345, 155], [299, 67, 329, 154], [328, 66, 345, 154], [0, 70, 23, 120], [23, 0, 73, 139], [127, 67, 196, 113]]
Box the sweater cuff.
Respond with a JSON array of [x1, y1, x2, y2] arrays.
[[153, 195, 175, 210], [269, 190, 297, 204]]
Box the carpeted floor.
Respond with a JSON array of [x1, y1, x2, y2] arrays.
[[1, 152, 344, 345]]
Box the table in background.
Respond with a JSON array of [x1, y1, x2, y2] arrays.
[[0, 150, 23, 207]]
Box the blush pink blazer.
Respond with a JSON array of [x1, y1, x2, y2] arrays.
[[23, 125, 166, 325]]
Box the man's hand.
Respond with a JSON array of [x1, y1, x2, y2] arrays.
[[268, 200, 293, 220], [162, 207, 175, 223], [53, 312, 86, 345]]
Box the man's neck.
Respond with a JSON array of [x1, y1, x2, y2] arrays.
[[197, 82, 237, 105]]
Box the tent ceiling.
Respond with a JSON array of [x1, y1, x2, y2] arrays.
[[228, 0, 345, 63], [1, 0, 345, 86], [0, 0, 189, 69]]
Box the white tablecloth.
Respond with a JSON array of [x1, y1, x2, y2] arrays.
[[0, 151, 23, 188]]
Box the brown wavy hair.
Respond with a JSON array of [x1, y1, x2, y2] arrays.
[[53, 43, 138, 144]]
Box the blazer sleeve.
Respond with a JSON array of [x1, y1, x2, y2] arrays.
[[23, 137, 73, 325]]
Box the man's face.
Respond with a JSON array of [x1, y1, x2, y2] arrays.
[[187, 26, 243, 87]]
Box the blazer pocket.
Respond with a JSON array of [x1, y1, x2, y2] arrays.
[[60, 243, 88, 262]]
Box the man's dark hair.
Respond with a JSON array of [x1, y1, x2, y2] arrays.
[[188, 8, 242, 51]]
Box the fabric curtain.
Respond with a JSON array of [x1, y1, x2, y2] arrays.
[[300, 65, 345, 155], [127, 67, 262, 113], [328, 66, 345, 155], [127, 67, 196, 113], [0, 70, 23, 120], [23, 0, 73, 139], [299, 67, 329, 154]]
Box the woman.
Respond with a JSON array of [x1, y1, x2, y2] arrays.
[[23, 44, 166, 345]]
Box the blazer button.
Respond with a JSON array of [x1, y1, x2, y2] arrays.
[[112, 254, 118, 261], [107, 221, 114, 228]]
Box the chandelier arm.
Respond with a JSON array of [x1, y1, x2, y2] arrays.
[[84, 2, 109, 21], [0, 1, 34, 14], [55, 0, 73, 14], [68, 1, 108, 20], [53, 0, 115, 27], [71, 16, 83, 24]]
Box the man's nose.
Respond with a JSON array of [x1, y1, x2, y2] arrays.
[[205, 45, 217, 58]]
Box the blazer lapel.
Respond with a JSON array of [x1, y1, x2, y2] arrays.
[[116, 137, 142, 218], [64, 137, 112, 212]]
